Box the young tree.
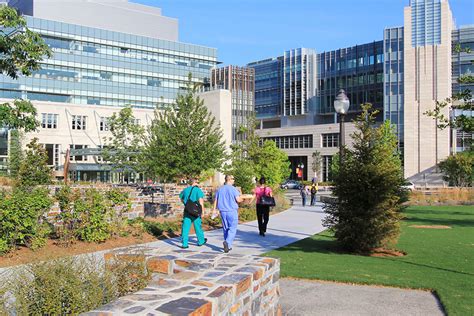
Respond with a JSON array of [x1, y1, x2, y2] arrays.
[[17, 138, 52, 187], [253, 140, 291, 188], [0, 6, 51, 131], [323, 104, 405, 253], [102, 106, 144, 183], [311, 150, 322, 180], [438, 151, 473, 187], [7, 129, 23, 177], [142, 77, 226, 182], [226, 117, 291, 189]]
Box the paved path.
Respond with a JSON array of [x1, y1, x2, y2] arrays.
[[280, 279, 444, 316], [153, 192, 326, 254]]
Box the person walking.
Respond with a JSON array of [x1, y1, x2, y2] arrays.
[[212, 175, 243, 253], [179, 178, 207, 249], [310, 180, 318, 206], [253, 177, 273, 236], [300, 184, 309, 207]]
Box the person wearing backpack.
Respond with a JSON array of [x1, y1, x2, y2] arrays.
[[179, 178, 207, 249], [310, 180, 318, 206], [253, 177, 273, 237]]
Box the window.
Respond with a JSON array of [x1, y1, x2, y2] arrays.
[[72, 115, 87, 130], [322, 155, 333, 182], [261, 135, 313, 149], [134, 119, 141, 125], [41, 113, 58, 129], [322, 133, 339, 148], [69, 144, 88, 162], [100, 117, 109, 131]]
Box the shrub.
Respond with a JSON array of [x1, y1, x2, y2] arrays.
[[17, 138, 52, 188], [106, 256, 151, 297], [0, 255, 149, 315], [239, 206, 257, 222], [0, 187, 52, 254], [75, 189, 111, 243], [54, 186, 81, 246], [439, 151, 473, 187], [323, 105, 405, 253]]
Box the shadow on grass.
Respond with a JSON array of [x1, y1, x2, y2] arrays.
[[405, 208, 474, 217], [402, 217, 474, 228], [271, 233, 347, 255], [384, 258, 474, 277]]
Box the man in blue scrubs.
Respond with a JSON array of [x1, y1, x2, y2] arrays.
[[212, 175, 243, 253]]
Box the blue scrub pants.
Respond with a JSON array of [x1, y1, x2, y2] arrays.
[[181, 213, 205, 247], [220, 210, 238, 248]]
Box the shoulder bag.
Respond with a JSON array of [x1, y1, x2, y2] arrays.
[[184, 186, 202, 217], [259, 186, 276, 207]]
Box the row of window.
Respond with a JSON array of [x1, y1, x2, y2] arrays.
[[41, 113, 140, 131], [261, 135, 313, 149]]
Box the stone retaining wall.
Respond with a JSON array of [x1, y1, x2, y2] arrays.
[[83, 246, 281, 316], [46, 184, 216, 221]]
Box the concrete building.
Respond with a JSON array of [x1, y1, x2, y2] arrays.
[[211, 66, 255, 143], [1, 0, 221, 180], [403, 0, 453, 178]]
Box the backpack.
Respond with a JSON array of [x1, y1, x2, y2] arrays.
[[311, 184, 318, 195]]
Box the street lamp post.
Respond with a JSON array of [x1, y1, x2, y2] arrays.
[[334, 89, 350, 165]]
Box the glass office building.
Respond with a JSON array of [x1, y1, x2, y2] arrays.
[[0, 17, 217, 109], [383, 27, 405, 149], [247, 57, 282, 119], [316, 41, 384, 123], [452, 25, 474, 152]]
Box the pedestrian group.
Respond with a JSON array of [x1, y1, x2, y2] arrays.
[[179, 174, 277, 253]]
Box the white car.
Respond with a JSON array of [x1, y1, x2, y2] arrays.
[[402, 181, 415, 191]]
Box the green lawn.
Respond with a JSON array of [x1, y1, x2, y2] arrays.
[[266, 205, 474, 315]]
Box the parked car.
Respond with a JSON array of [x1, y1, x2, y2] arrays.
[[402, 181, 415, 191], [281, 180, 302, 190]]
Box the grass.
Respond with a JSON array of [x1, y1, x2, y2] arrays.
[[265, 205, 474, 315]]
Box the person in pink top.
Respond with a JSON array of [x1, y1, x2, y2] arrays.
[[253, 177, 273, 237]]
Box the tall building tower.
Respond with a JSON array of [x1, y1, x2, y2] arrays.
[[403, 0, 454, 178], [282, 48, 317, 117], [211, 66, 255, 143]]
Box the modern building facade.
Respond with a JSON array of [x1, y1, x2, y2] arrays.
[[316, 41, 384, 124], [383, 27, 405, 151], [452, 25, 474, 153], [403, 0, 453, 178], [247, 57, 282, 122], [211, 66, 255, 143], [248, 48, 317, 128], [254, 0, 468, 182], [1, 0, 219, 180]]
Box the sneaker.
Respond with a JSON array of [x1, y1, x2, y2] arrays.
[[180, 245, 189, 249], [198, 238, 208, 247], [223, 241, 230, 253]]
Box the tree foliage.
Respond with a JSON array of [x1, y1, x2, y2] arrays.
[[142, 76, 226, 181], [225, 116, 290, 190], [102, 106, 144, 180], [323, 104, 405, 253], [7, 129, 23, 177], [0, 187, 52, 253], [0, 6, 51, 132], [17, 138, 52, 187], [438, 151, 473, 187]]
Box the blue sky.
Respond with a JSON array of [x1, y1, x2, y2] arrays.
[[134, 0, 474, 66]]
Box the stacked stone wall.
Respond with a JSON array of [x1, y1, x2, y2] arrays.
[[84, 246, 281, 315]]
